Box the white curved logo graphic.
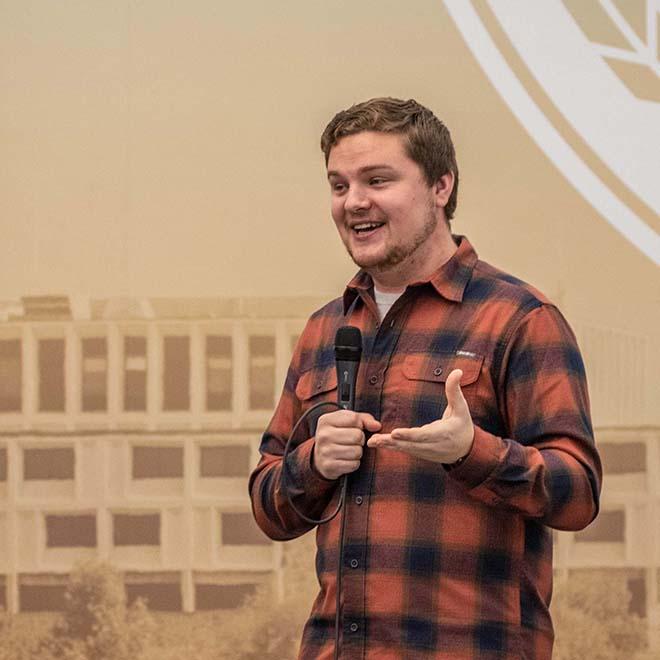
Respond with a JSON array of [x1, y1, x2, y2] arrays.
[[445, 0, 660, 265]]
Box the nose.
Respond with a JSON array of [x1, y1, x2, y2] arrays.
[[345, 184, 371, 214]]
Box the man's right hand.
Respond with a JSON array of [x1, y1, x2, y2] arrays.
[[312, 410, 381, 480]]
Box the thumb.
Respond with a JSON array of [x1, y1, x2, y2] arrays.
[[358, 412, 382, 432], [445, 369, 469, 416]]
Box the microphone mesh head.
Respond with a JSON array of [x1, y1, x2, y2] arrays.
[[335, 326, 362, 361]]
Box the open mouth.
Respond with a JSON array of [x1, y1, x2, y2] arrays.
[[352, 221, 385, 237]]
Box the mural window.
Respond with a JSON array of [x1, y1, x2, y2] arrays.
[[200, 445, 250, 478], [627, 572, 646, 617], [574, 510, 625, 543], [0, 339, 21, 412], [220, 512, 270, 546], [38, 338, 65, 412], [124, 336, 147, 411], [113, 513, 160, 546], [24, 447, 74, 480], [45, 514, 96, 548], [126, 575, 181, 611], [81, 337, 107, 412], [195, 583, 256, 610], [248, 335, 275, 410], [163, 336, 190, 411], [132, 446, 183, 479], [19, 575, 67, 612], [205, 335, 232, 411]]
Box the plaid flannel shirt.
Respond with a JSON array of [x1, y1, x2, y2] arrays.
[[249, 236, 601, 660]]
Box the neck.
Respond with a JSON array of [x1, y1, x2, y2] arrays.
[[370, 229, 457, 291], [373, 283, 406, 294]]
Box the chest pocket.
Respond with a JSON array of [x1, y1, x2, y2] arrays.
[[401, 351, 484, 425], [295, 367, 338, 436]]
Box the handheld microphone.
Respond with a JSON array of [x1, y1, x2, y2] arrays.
[[334, 325, 362, 411], [333, 325, 362, 660], [281, 326, 363, 533]]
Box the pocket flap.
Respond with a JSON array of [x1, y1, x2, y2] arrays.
[[295, 367, 338, 401], [403, 352, 484, 386]]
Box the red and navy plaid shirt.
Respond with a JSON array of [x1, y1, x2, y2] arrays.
[[249, 236, 601, 660]]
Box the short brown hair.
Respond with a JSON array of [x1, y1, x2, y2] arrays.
[[320, 97, 459, 220]]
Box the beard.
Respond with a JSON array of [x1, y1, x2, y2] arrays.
[[345, 205, 438, 273]]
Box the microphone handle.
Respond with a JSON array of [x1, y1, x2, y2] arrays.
[[336, 359, 359, 410]]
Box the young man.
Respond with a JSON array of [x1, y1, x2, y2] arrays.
[[249, 97, 602, 659]]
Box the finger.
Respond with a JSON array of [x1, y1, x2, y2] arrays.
[[315, 443, 363, 466], [334, 445, 363, 461], [318, 410, 382, 431], [318, 409, 364, 429], [320, 428, 366, 445], [368, 432, 421, 448], [441, 402, 452, 421], [445, 369, 469, 416], [357, 413, 382, 432], [368, 437, 421, 456], [367, 429, 420, 447], [390, 426, 434, 443], [366, 433, 391, 448], [319, 441, 363, 460], [338, 460, 361, 474]]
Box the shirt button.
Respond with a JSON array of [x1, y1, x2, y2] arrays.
[[433, 367, 443, 376], [369, 374, 379, 385], [355, 496, 363, 505], [350, 559, 359, 569], [349, 622, 359, 633]]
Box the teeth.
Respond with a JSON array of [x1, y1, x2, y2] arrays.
[[354, 222, 383, 231]]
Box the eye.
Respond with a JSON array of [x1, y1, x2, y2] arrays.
[[369, 177, 387, 186], [331, 181, 347, 194]]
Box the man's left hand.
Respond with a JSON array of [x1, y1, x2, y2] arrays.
[[366, 369, 474, 464]]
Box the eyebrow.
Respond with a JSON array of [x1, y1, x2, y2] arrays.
[[327, 164, 397, 179]]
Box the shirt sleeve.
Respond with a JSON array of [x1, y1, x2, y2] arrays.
[[248, 328, 339, 541], [446, 303, 602, 531]]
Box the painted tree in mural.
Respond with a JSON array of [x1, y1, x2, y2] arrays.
[[38, 560, 154, 660], [552, 570, 648, 660], [141, 534, 319, 660]]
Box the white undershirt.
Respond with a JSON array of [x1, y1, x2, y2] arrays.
[[374, 287, 404, 321]]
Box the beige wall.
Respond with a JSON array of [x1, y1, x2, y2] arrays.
[[1, 1, 657, 323], [1, 0, 659, 654]]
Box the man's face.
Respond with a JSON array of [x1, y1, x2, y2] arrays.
[[326, 131, 450, 283]]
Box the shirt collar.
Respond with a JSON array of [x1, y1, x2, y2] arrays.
[[342, 235, 478, 314]]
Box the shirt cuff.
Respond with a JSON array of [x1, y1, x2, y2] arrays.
[[284, 437, 338, 499], [443, 424, 504, 491]]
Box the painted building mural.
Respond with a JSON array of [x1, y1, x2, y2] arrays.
[[1, 1, 658, 657]]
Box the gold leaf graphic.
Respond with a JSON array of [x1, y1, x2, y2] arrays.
[[564, 0, 660, 102]]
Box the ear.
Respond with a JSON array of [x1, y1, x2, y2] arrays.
[[432, 172, 455, 209]]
